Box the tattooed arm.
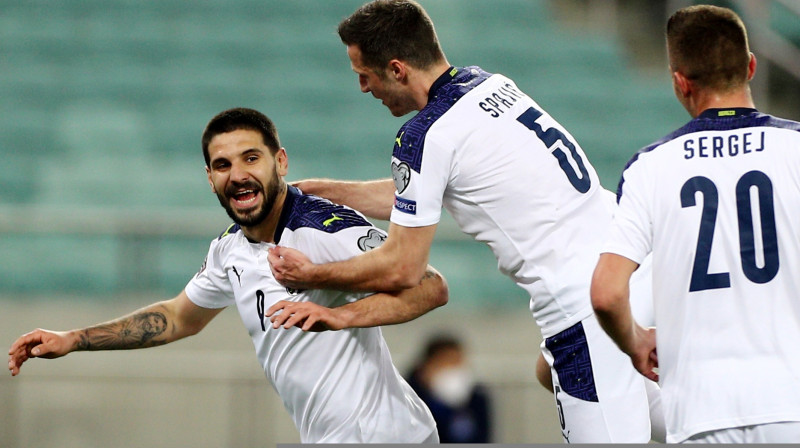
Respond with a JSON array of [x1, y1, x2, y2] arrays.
[[7, 290, 224, 376]]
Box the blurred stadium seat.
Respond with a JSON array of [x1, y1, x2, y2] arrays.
[[0, 0, 696, 302]]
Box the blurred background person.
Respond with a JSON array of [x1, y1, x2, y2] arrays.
[[406, 334, 492, 443]]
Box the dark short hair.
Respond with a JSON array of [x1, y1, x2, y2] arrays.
[[423, 334, 462, 360], [666, 5, 751, 91], [201, 108, 281, 167], [338, 0, 446, 73]]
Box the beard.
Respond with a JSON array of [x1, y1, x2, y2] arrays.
[[216, 171, 284, 228]]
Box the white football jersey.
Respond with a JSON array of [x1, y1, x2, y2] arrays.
[[390, 66, 610, 337], [185, 187, 436, 443], [605, 108, 800, 442]]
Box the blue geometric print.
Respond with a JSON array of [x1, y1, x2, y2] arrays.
[[275, 186, 371, 243], [545, 321, 599, 402], [393, 66, 492, 173]]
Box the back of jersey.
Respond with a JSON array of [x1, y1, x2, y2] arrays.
[[390, 67, 610, 338], [613, 109, 800, 441]]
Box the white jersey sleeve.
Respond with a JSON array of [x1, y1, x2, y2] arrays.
[[185, 224, 237, 309]]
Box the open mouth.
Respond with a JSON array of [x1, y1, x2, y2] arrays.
[[230, 189, 260, 208]]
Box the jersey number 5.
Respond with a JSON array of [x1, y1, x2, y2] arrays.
[[681, 170, 780, 292], [516, 107, 591, 193]]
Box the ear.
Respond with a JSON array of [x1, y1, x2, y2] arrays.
[[275, 148, 289, 177], [388, 59, 407, 82], [746, 52, 757, 81], [672, 70, 692, 99], [205, 166, 217, 193]]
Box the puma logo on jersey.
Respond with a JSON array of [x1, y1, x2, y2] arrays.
[[323, 214, 344, 227], [394, 131, 405, 149], [232, 266, 244, 286]]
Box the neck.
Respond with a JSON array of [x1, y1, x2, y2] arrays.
[[241, 184, 288, 243], [410, 60, 452, 110], [689, 85, 756, 118]]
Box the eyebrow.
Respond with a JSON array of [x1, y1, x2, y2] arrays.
[[210, 147, 265, 166]]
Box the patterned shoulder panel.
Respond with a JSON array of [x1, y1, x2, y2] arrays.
[[217, 223, 241, 240], [393, 66, 492, 172], [616, 110, 800, 202], [282, 193, 372, 234]]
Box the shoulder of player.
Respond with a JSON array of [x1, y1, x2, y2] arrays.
[[393, 67, 502, 163], [282, 192, 372, 235], [216, 223, 242, 240]]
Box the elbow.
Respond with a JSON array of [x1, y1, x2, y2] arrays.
[[433, 274, 449, 308], [385, 263, 428, 290], [590, 282, 618, 319]]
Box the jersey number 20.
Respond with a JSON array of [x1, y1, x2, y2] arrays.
[[516, 107, 591, 193], [681, 170, 779, 292]]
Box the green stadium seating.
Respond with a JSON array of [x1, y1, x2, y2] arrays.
[[0, 0, 685, 302]]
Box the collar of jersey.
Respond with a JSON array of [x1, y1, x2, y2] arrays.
[[272, 185, 301, 244], [427, 66, 458, 102], [698, 107, 758, 120]]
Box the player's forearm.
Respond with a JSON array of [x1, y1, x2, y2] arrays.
[[591, 253, 640, 355], [338, 267, 448, 327], [294, 178, 395, 221], [593, 301, 637, 355], [312, 247, 428, 292], [70, 301, 188, 352]]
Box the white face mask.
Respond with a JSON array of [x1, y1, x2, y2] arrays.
[[429, 366, 475, 408]]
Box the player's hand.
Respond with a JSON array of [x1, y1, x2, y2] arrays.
[[8, 329, 75, 376], [266, 301, 349, 332], [629, 326, 658, 382], [267, 246, 316, 290]]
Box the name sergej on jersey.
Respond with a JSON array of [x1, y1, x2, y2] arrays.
[[683, 131, 765, 159]]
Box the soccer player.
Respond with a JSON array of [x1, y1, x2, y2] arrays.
[[7, 107, 448, 443], [591, 5, 800, 443], [267, 0, 659, 442]]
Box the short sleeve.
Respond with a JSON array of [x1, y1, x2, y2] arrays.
[[184, 238, 235, 309], [603, 160, 654, 264], [390, 133, 452, 228]]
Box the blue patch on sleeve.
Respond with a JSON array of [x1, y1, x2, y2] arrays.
[[393, 196, 417, 215]]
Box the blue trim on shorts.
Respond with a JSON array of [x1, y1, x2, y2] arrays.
[[545, 321, 599, 402]]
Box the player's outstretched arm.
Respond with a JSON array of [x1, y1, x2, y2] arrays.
[[7, 291, 224, 376], [266, 265, 448, 331], [269, 222, 436, 292], [292, 178, 395, 221], [591, 253, 659, 382]]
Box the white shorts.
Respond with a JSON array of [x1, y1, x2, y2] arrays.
[[541, 315, 651, 443], [682, 421, 800, 443]]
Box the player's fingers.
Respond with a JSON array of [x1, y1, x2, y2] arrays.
[[282, 310, 310, 329], [8, 331, 41, 355], [267, 246, 284, 262], [8, 351, 30, 376], [270, 309, 290, 328], [301, 315, 320, 332], [266, 301, 289, 317]]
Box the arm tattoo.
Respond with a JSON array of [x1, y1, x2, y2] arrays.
[[77, 312, 169, 351], [420, 268, 439, 283]]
